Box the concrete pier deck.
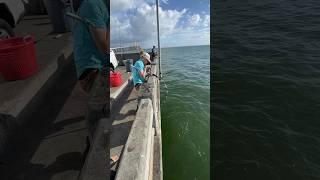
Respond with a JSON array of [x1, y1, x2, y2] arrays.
[[0, 61, 141, 180], [0, 63, 87, 180], [0, 15, 73, 119], [0, 14, 162, 179], [110, 55, 163, 180], [0, 15, 86, 180], [110, 67, 132, 101], [110, 86, 138, 173], [0, 15, 73, 157]]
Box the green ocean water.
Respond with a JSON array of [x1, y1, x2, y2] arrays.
[[213, 1, 320, 179], [160, 45, 210, 180]]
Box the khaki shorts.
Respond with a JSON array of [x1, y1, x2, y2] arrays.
[[79, 69, 109, 142]]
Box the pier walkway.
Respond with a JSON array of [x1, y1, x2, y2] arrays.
[[0, 15, 162, 180]]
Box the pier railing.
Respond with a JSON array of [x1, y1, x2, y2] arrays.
[[115, 57, 163, 180], [78, 56, 163, 180], [78, 117, 111, 180], [111, 45, 141, 54], [115, 99, 155, 180]]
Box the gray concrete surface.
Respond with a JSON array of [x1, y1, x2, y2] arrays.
[[114, 99, 154, 180], [110, 66, 132, 99], [0, 18, 163, 180], [110, 86, 139, 173], [0, 62, 87, 180], [0, 15, 73, 158], [0, 15, 88, 180], [110, 66, 134, 116], [27, 82, 88, 180], [0, 15, 73, 118], [78, 117, 110, 180], [110, 57, 163, 180], [150, 61, 163, 180], [115, 53, 140, 66]]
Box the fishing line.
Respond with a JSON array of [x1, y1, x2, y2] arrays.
[[160, 48, 169, 103]]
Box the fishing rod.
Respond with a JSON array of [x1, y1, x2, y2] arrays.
[[156, 0, 162, 79], [65, 12, 93, 27], [155, 0, 169, 92], [130, 65, 158, 80]]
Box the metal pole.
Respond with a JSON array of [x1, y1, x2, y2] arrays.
[[156, 0, 161, 78]]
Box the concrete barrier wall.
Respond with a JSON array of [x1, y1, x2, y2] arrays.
[[149, 59, 163, 180], [115, 99, 154, 180], [78, 118, 111, 180], [115, 53, 140, 66], [114, 56, 163, 180], [0, 52, 75, 160]]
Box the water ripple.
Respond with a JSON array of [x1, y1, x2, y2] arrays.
[[214, 0, 320, 179], [161, 45, 210, 180]]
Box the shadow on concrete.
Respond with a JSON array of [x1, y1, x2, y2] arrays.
[[126, 97, 139, 104], [44, 127, 87, 140], [110, 121, 133, 149], [23, 16, 50, 21], [114, 110, 136, 122], [33, 22, 52, 26], [12, 152, 83, 180], [50, 116, 86, 133], [0, 62, 83, 180]]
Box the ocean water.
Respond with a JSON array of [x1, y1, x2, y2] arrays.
[[160, 45, 210, 180], [214, 0, 320, 179]]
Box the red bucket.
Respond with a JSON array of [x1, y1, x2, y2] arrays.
[[0, 35, 38, 81], [110, 71, 122, 87]]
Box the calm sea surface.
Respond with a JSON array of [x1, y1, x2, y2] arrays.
[[214, 0, 320, 179], [161, 45, 210, 180]]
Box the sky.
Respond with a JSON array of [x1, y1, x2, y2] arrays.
[[110, 0, 210, 48]]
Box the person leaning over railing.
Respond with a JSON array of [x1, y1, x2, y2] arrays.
[[132, 51, 152, 91], [72, 0, 109, 146]]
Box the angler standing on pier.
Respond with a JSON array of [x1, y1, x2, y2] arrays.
[[72, 0, 109, 144], [132, 51, 152, 91]]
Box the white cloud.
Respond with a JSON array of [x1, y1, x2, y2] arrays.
[[110, 0, 135, 12], [161, 0, 169, 4], [189, 14, 201, 26], [111, 0, 210, 48], [203, 15, 210, 27]]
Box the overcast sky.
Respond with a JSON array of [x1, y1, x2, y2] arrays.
[[110, 0, 210, 48]]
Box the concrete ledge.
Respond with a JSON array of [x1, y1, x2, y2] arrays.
[[0, 34, 74, 157], [110, 69, 133, 111], [110, 76, 132, 101], [0, 35, 73, 120], [115, 99, 154, 180], [149, 58, 163, 180], [153, 135, 162, 180], [115, 53, 140, 66], [79, 118, 111, 180]]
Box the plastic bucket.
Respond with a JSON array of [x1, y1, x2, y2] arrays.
[[0, 36, 38, 81], [110, 71, 122, 87], [124, 59, 133, 72]]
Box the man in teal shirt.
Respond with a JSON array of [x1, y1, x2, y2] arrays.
[[73, 0, 108, 81], [72, 0, 109, 144]]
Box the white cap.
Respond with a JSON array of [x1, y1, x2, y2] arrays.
[[141, 52, 150, 62]]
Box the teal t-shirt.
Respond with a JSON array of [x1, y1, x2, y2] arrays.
[[73, 0, 108, 78], [132, 59, 145, 85]]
